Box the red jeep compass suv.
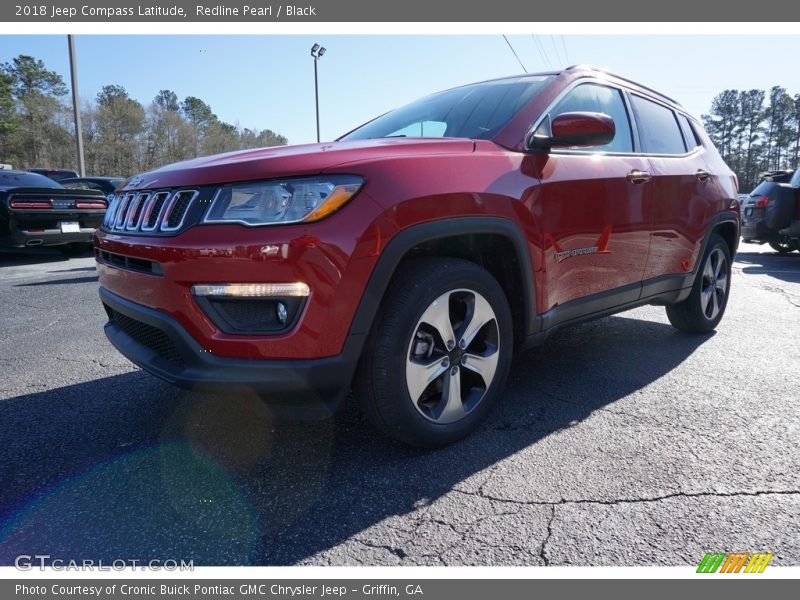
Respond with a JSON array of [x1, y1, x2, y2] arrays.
[[95, 65, 739, 447]]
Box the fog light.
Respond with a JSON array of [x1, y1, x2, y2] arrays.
[[276, 302, 288, 324], [191, 282, 310, 297]]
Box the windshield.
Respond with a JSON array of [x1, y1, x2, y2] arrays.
[[0, 171, 64, 190], [341, 76, 552, 141]]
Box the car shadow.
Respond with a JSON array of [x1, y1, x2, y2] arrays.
[[735, 251, 800, 285], [0, 248, 69, 266], [16, 275, 99, 287], [0, 315, 712, 565]]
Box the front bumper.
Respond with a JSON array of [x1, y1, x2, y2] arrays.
[[100, 287, 362, 418]]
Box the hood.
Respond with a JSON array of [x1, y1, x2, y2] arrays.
[[121, 138, 475, 191]]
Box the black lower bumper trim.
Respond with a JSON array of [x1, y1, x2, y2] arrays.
[[99, 287, 363, 419]]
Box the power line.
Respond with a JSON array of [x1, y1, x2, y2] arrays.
[[550, 36, 563, 67], [502, 34, 527, 73], [530, 34, 552, 70], [560, 35, 571, 65]]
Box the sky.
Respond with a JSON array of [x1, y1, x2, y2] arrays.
[[0, 34, 798, 145]]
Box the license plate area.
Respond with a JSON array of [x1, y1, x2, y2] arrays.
[[60, 221, 80, 233]]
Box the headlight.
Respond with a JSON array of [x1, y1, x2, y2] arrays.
[[203, 175, 364, 226]]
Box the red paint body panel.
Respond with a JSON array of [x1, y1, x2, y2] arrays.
[[525, 152, 653, 310], [96, 67, 738, 371]]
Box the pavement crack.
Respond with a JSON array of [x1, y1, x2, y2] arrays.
[[539, 505, 555, 566], [453, 487, 800, 508], [760, 283, 800, 308], [353, 539, 408, 560]]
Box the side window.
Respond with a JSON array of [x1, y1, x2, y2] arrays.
[[631, 95, 687, 154], [676, 114, 701, 150], [550, 83, 633, 153]]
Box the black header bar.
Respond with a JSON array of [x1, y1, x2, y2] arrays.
[[2, 1, 799, 22]]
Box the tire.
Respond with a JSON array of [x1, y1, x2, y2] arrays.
[[768, 238, 797, 254], [354, 258, 513, 448], [666, 233, 732, 333]]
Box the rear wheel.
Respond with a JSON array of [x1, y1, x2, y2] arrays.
[[354, 258, 513, 448], [768, 238, 797, 254], [666, 233, 731, 333]]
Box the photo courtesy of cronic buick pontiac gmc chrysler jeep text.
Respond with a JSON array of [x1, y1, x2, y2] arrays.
[[94, 65, 740, 447]]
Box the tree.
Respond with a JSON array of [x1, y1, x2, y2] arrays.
[[203, 120, 239, 155], [737, 89, 765, 190], [181, 96, 216, 157], [154, 89, 179, 112], [1, 55, 68, 166], [0, 71, 17, 160], [240, 127, 288, 149], [0, 54, 289, 173], [762, 86, 794, 171], [144, 89, 192, 168], [94, 84, 145, 175], [702, 90, 740, 166]]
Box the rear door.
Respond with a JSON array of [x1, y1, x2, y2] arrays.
[[631, 94, 710, 283]]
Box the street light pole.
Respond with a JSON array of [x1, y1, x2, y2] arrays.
[[314, 56, 319, 143], [311, 44, 326, 143], [67, 35, 85, 177]]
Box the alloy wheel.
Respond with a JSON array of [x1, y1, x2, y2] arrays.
[[405, 288, 500, 424], [700, 247, 727, 320]]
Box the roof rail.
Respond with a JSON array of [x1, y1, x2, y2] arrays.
[[564, 64, 682, 107]]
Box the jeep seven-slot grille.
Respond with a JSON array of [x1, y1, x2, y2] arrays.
[[103, 189, 198, 233], [104, 305, 185, 366]]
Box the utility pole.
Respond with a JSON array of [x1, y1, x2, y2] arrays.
[[67, 35, 85, 176]]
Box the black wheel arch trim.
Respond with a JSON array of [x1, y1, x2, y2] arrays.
[[346, 217, 538, 342], [705, 210, 740, 258]]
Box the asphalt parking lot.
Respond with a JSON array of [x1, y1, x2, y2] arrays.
[[0, 241, 798, 566]]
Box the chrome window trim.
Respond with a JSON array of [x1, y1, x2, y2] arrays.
[[525, 77, 702, 159]]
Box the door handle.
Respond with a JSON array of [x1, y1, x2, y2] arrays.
[[626, 170, 651, 184], [696, 169, 710, 182]]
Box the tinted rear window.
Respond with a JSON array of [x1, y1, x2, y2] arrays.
[[341, 76, 552, 141], [29, 169, 79, 181], [750, 181, 775, 197], [631, 95, 687, 155], [677, 114, 701, 149], [0, 171, 63, 190]]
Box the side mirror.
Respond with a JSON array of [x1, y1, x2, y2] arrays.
[[528, 111, 615, 150]]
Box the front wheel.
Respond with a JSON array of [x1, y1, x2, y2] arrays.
[[666, 234, 732, 333], [354, 258, 513, 448]]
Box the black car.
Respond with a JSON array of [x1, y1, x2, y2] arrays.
[[741, 169, 798, 254], [0, 170, 108, 248], [27, 168, 80, 182], [778, 169, 800, 249], [59, 176, 125, 196]]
